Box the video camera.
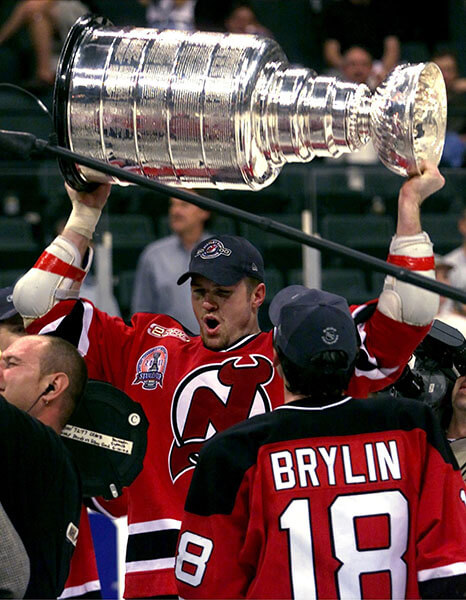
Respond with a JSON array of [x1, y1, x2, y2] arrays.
[[389, 319, 466, 414]]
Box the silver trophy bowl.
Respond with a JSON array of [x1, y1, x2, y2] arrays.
[[53, 15, 447, 191], [371, 62, 447, 176]]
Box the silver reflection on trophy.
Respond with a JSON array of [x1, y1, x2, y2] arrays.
[[370, 62, 447, 177], [54, 15, 447, 191]]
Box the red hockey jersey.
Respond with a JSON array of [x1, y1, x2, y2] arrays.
[[29, 299, 430, 597], [176, 396, 466, 599]]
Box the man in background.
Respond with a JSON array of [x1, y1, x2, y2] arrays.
[[131, 196, 211, 333]]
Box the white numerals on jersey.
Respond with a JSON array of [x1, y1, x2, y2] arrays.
[[175, 531, 213, 587], [280, 498, 317, 599], [331, 491, 408, 597], [279, 491, 409, 600]]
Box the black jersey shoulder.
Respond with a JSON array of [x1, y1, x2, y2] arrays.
[[49, 299, 86, 347]]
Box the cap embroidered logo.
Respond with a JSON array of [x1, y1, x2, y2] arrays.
[[322, 327, 339, 345], [196, 240, 232, 260]]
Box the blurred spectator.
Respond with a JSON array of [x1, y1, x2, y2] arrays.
[[447, 375, 466, 440], [434, 254, 466, 337], [445, 374, 466, 481], [340, 45, 377, 89], [325, 45, 379, 169], [441, 131, 466, 169], [194, 0, 272, 36], [321, 0, 400, 83], [432, 48, 466, 168], [443, 209, 466, 291], [432, 49, 466, 109], [0, 0, 92, 91], [131, 197, 211, 333], [141, 0, 196, 31]]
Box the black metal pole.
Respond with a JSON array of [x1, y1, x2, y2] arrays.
[[5, 129, 466, 304]]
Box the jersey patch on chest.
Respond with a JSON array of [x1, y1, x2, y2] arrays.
[[132, 346, 168, 390]]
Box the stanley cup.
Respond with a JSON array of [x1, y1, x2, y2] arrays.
[[54, 15, 447, 191]]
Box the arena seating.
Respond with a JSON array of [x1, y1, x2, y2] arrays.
[[420, 214, 463, 255], [319, 213, 395, 264], [0, 216, 40, 269], [115, 269, 136, 321], [0, 269, 26, 289], [96, 213, 156, 274]]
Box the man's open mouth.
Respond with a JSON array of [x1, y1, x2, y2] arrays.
[[204, 315, 220, 333]]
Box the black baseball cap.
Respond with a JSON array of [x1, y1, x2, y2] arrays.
[[269, 285, 358, 368], [177, 235, 265, 286], [62, 380, 149, 499], [0, 286, 18, 321]]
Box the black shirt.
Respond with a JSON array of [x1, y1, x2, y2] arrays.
[[0, 396, 81, 599]]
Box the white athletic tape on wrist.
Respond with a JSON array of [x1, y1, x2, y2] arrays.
[[388, 231, 435, 259], [66, 199, 102, 239], [378, 231, 438, 326], [13, 236, 93, 320]]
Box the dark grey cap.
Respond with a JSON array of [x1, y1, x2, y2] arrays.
[[269, 285, 358, 368], [177, 235, 264, 286], [0, 286, 17, 321]]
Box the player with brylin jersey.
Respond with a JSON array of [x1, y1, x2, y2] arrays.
[[175, 286, 466, 599], [12, 162, 445, 598]]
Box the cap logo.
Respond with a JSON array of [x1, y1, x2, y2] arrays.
[[251, 262, 258, 272], [322, 327, 339, 345], [6, 294, 12, 304], [195, 239, 232, 260]]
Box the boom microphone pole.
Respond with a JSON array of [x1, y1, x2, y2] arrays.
[[1, 127, 465, 305]]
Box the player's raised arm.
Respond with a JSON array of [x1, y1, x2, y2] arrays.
[[13, 182, 111, 324], [378, 161, 445, 327], [345, 163, 446, 398]]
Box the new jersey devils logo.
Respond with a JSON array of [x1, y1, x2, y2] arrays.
[[169, 355, 273, 482]]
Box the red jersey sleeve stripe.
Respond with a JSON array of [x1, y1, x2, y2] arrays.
[[34, 252, 87, 282], [387, 254, 435, 270]]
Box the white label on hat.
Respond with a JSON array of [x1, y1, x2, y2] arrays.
[[322, 327, 339, 345], [61, 425, 134, 455]]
